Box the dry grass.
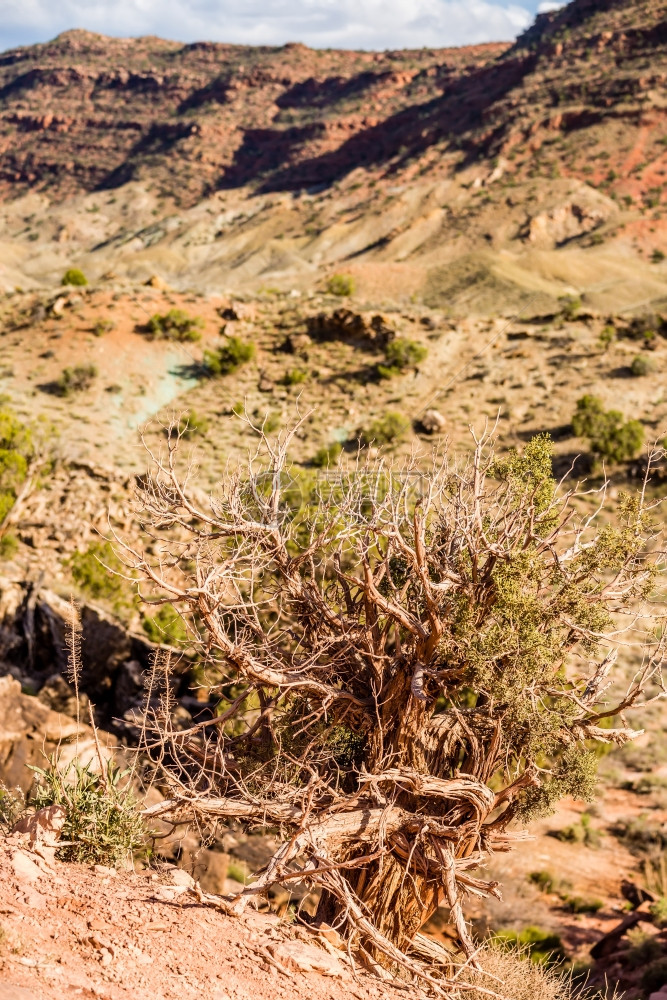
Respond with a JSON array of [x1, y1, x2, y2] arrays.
[[459, 947, 597, 1000]]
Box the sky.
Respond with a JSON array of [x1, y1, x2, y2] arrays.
[[1, 0, 566, 54]]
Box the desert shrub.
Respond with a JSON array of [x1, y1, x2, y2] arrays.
[[529, 870, 557, 892], [630, 354, 656, 377], [0, 407, 34, 525], [93, 319, 115, 336], [142, 603, 189, 646], [627, 927, 664, 967], [643, 958, 667, 992], [0, 783, 25, 832], [359, 411, 410, 447], [169, 411, 209, 439], [571, 395, 644, 462], [146, 309, 203, 342], [377, 338, 428, 379], [129, 425, 663, 977], [67, 540, 130, 609], [559, 294, 581, 321], [226, 861, 247, 884], [32, 757, 145, 867], [613, 814, 667, 854], [326, 273, 355, 297], [280, 367, 308, 386], [493, 926, 566, 967], [62, 268, 88, 287], [204, 336, 255, 375], [652, 249, 666, 264], [562, 895, 603, 914], [461, 943, 576, 1000], [0, 533, 18, 559], [650, 897, 667, 927], [312, 441, 343, 467], [553, 812, 601, 848], [598, 325, 616, 349], [56, 364, 98, 396]]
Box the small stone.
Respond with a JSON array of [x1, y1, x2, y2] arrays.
[[11, 850, 43, 884], [92, 864, 117, 878], [170, 868, 195, 889]]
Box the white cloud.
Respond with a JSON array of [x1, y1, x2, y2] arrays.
[[1, 0, 534, 52], [537, 1, 565, 12]]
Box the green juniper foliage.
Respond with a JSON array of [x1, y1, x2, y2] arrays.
[[572, 394, 644, 463]]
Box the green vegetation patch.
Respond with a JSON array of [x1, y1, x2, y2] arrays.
[[572, 395, 644, 463], [377, 338, 428, 379], [142, 603, 189, 646], [493, 926, 567, 967], [326, 273, 356, 297], [66, 540, 130, 610], [62, 268, 88, 287], [146, 309, 203, 342], [32, 757, 145, 867], [0, 406, 34, 525], [204, 336, 255, 375], [56, 364, 98, 396], [360, 411, 410, 447]]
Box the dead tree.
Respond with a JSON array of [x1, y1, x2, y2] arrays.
[[127, 417, 665, 990]]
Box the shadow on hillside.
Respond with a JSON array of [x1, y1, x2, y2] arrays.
[[217, 52, 536, 192]]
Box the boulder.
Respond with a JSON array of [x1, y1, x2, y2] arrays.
[[306, 309, 395, 349], [419, 409, 446, 434], [0, 675, 115, 793]]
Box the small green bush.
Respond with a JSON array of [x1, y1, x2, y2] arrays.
[[377, 338, 428, 378], [93, 319, 115, 336], [146, 309, 203, 343], [280, 368, 308, 386], [628, 927, 664, 967], [650, 897, 667, 928], [559, 294, 582, 321], [562, 895, 603, 914], [62, 268, 88, 287], [67, 540, 129, 608], [630, 354, 656, 377], [598, 325, 616, 349], [32, 757, 145, 867], [326, 274, 356, 297], [571, 395, 644, 463], [312, 442, 343, 468], [56, 364, 98, 396], [0, 533, 18, 559], [651, 249, 666, 264], [204, 336, 255, 376], [142, 603, 188, 646], [493, 926, 566, 967], [360, 412, 410, 448], [641, 957, 667, 993], [553, 812, 601, 848], [169, 411, 209, 439], [0, 407, 34, 526], [528, 870, 559, 894], [226, 861, 247, 884]]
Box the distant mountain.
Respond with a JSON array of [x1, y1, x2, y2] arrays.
[[0, 0, 664, 208]]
